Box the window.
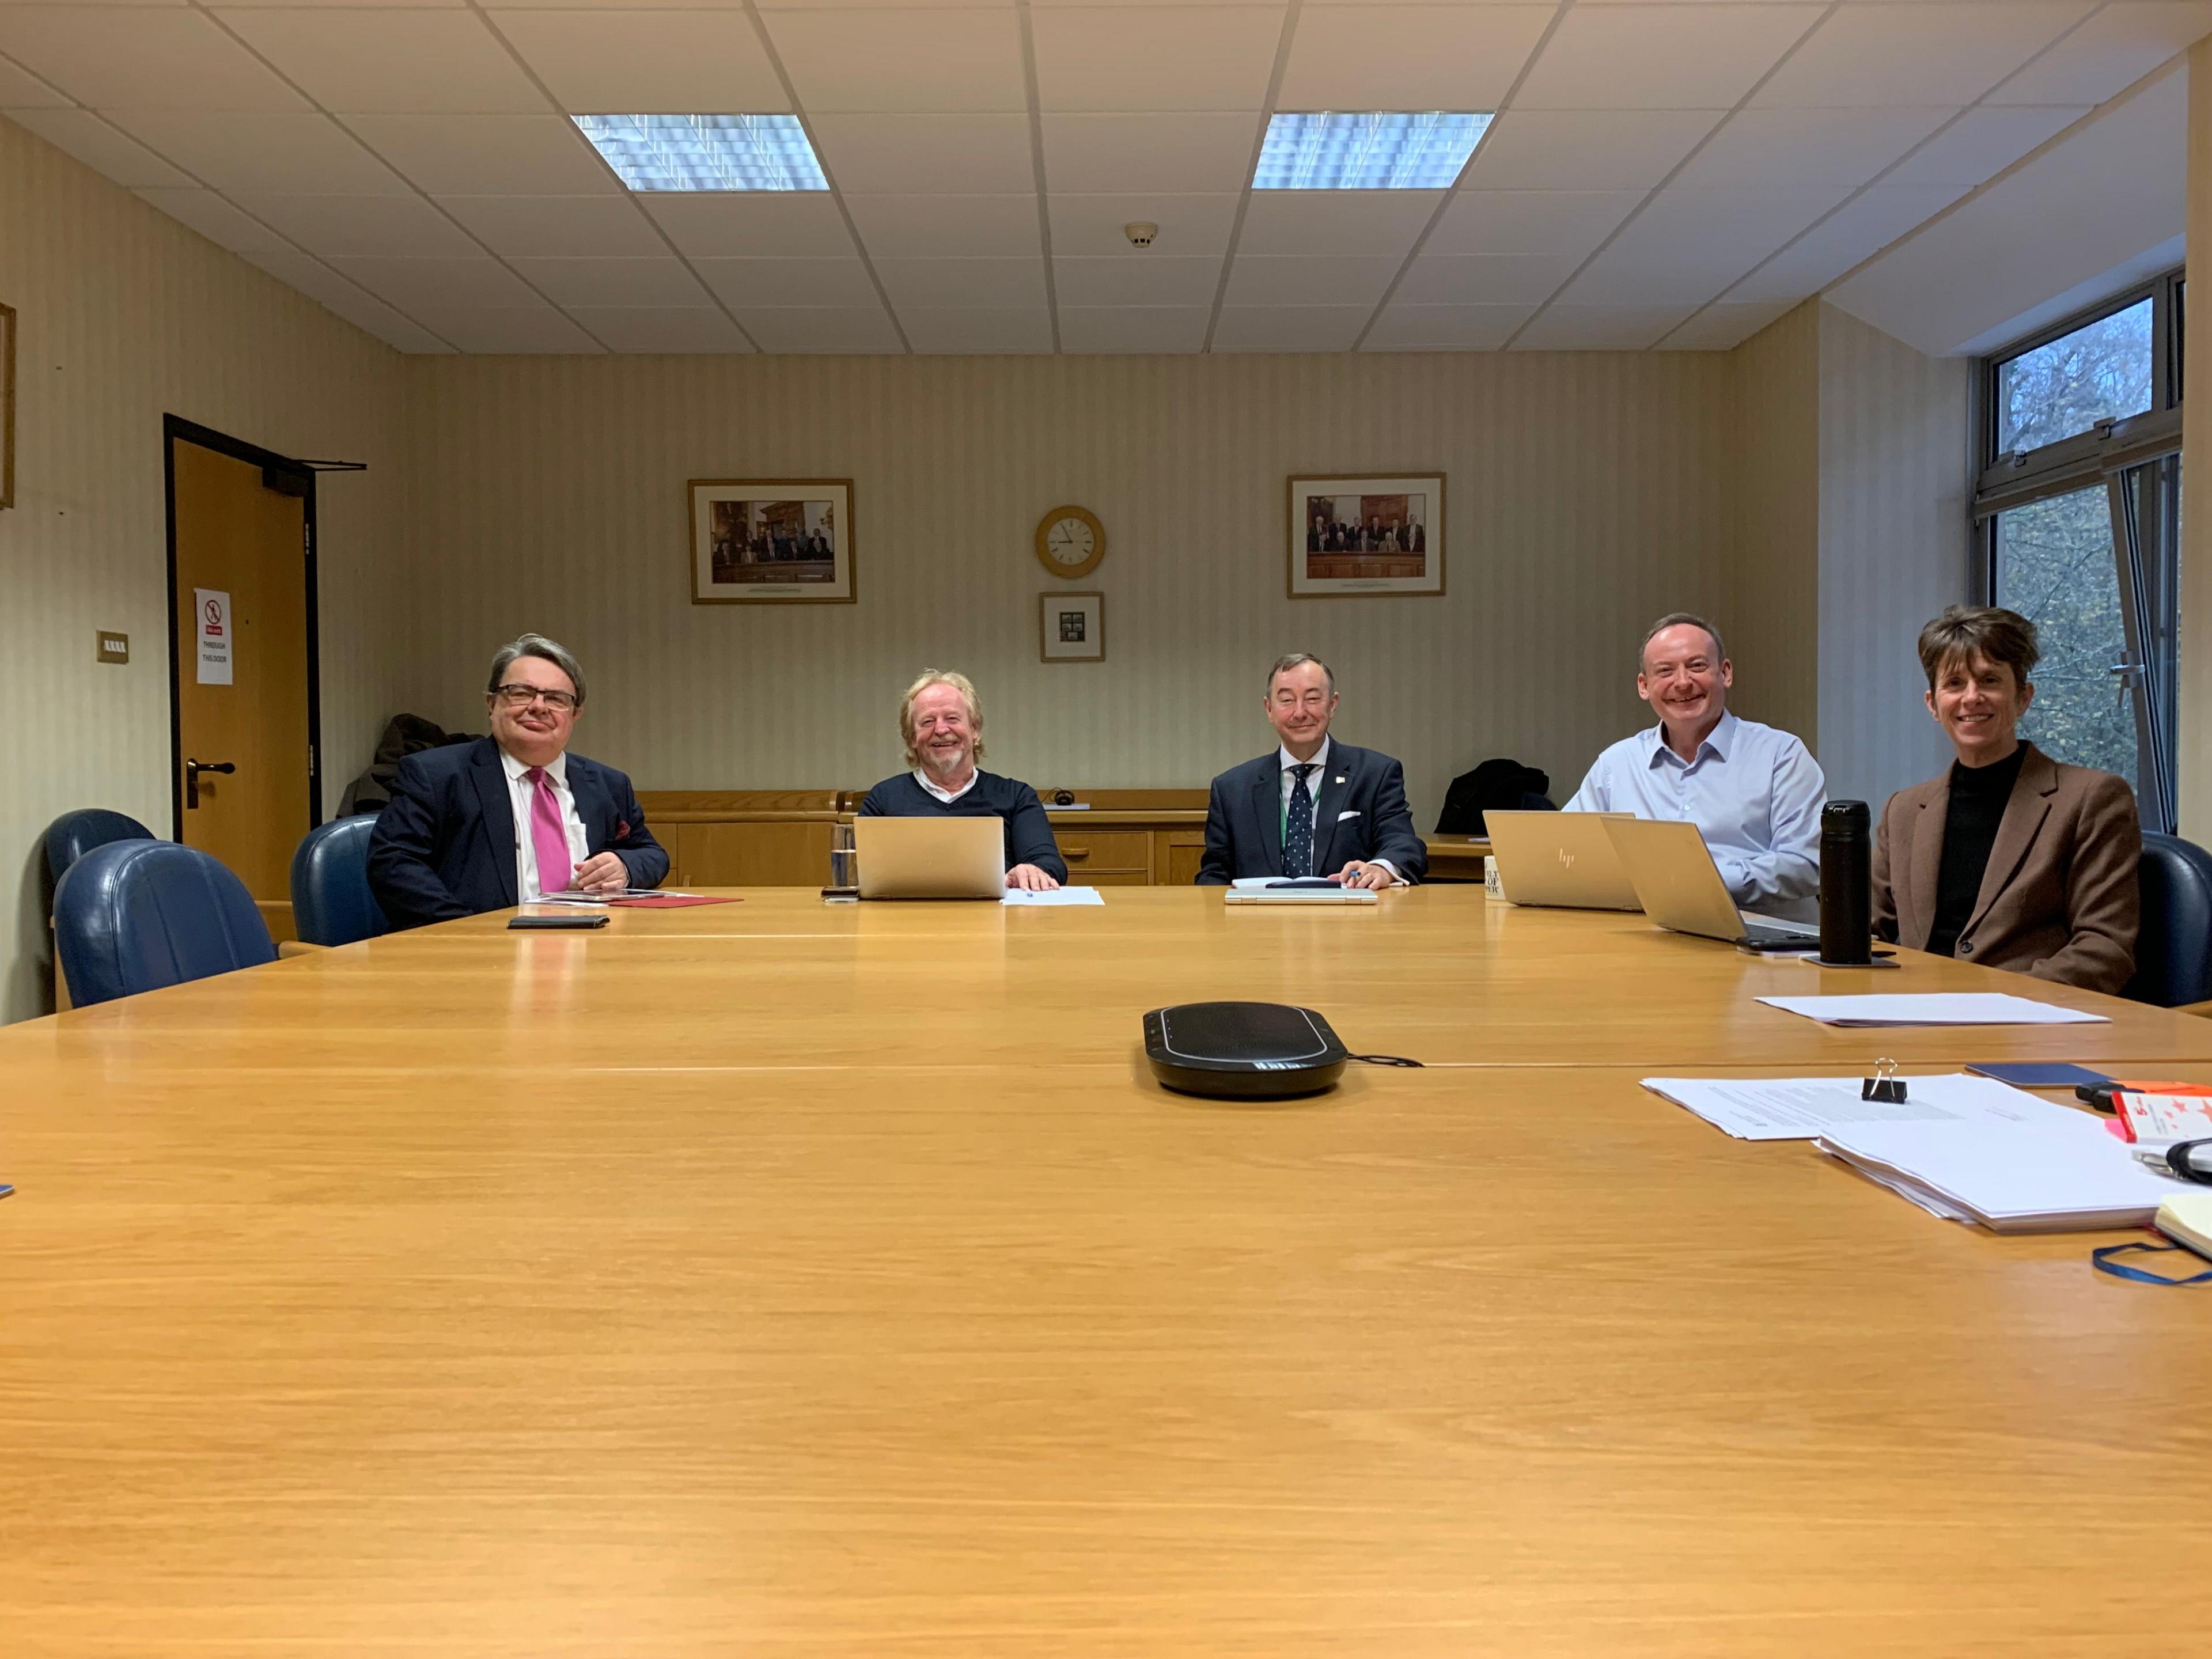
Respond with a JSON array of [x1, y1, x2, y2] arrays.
[[1977, 270, 2184, 830]]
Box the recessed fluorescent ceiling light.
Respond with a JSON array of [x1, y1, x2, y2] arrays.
[[1253, 112, 1492, 190], [573, 114, 828, 192]]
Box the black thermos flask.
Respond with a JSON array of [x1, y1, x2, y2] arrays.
[[1819, 801, 1873, 965]]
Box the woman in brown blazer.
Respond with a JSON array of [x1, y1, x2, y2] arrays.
[[1871, 606, 2140, 994]]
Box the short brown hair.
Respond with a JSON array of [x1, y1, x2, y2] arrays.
[[1266, 653, 1335, 696], [1917, 605, 2039, 691], [899, 669, 985, 767], [1639, 612, 1725, 673], [487, 633, 586, 707]]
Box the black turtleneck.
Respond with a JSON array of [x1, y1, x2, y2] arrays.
[[1927, 745, 2029, 959]]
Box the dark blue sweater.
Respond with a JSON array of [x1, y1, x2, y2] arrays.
[[857, 771, 1069, 882]]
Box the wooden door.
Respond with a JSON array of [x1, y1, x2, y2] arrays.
[[169, 432, 316, 938]]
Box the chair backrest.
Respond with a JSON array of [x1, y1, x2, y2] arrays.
[[2124, 831, 2212, 1007], [44, 808, 155, 884], [289, 816, 391, 947], [1435, 759, 1555, 835], [52, 840, 277, 1007]]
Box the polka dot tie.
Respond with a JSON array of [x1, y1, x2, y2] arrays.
[[1285, 764, 1319, 878]]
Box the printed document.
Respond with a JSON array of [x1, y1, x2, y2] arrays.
[[1639, 1074, 2074, 1142], [1755, 993, 2107, 1027]]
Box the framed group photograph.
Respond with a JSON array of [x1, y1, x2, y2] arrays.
[[1039, 591, 1104, 663], [690, 478, 854, 604], [1288, 472, 1444, 598]]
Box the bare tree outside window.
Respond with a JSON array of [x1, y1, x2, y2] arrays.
[[1995, 298, 2153, 453], [1994, 488, 2137, 794]]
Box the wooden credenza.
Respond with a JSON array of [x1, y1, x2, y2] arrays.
[[637, 789, 1211, 888]]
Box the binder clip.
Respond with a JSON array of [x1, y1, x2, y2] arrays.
[[1861, 1059, 1906, 1104]]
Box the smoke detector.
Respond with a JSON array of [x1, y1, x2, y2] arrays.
[[1123, 221, 1158, 249]]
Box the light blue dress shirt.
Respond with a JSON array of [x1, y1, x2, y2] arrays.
[[1563, 710, 1825, 918]]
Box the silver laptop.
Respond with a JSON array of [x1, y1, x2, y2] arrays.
[[1600, 817, 1818, 948], [853, 817, 1004, 900], [1484, 811, 1641, 910]]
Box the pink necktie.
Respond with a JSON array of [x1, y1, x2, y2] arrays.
[[525, 767, 574, 897]]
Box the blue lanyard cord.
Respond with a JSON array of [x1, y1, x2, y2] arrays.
[[2092, 1241, 2212, 1285]]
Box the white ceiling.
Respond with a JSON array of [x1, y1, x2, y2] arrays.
[[3, 0, 2208, 355]]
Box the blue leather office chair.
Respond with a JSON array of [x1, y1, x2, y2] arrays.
[[289, 816, 391, 947], [2124, 831, 2212, 1007], [43, 808, 154, 885], [52, 841, 277, 1007]]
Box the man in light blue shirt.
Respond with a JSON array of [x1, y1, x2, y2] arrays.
[[1565, 612, 1825, 918]]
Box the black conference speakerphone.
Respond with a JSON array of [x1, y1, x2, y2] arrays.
[[1143, 1002, 1350, 1099]]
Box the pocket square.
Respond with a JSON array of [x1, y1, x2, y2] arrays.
[[1336, 810, 1361, 821], [618, 819, 631, 838]]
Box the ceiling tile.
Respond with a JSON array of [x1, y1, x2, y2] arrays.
[[238, 248, 457, 353], [734, 306, 905, 354], [1512, 3, 1822, 111], [1989, 2, 2212, 107], [645, 195, 857, 257], [105, 111, 410, 192], [1224, 255, 1400, 306], [1882, 106, 2088, 189], [1030, 7, 1283, 112], [694, 256, 884, 308], [1671, 106, 1958, 191], [1751, 2, 2093, 108], [1656, 298, 1799, 351], [843, 194, 1041, 257], [1234, 190, 1441, 256], [1041, 113, 1260, 192], [325, 253, 543, 309], [873, 255, 1046, 308], [1425, 190, 1643, 259], [1058, 305, 1210, 353], [435, 194, 671, 256], [343, 113, 617, 194], [1211, 305, 1368, 351], [232, 192, 481, 256], [1047, 192, 1240, 255], [135, 187, 291, 252], [1394, 253, 1578, 305], [1561, 186, 1848, 304], [762, 8, 1027, 113], [491, 11, 789, 112], [507, 256, 713, 307], [1278, 5, 1554, 110], [0, 52, 69, 105], [215, 10, 551, 113], [6, 107, 197, 187], [1360, 302, 1533, 351], [1511, 303, 1698, 350], [900, 307, 1054, 353], [563, 306, 754, 353], [1052, 253, 1221, 306], [1725, 184, 1971, 302], [810, 113, 1035, 192], [410, 305, 605, 352], [1459, 109, 1724, 191], [0, 8, 308, 110]]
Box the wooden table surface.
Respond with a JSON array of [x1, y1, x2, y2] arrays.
[[4, 888, 2208, 1656]]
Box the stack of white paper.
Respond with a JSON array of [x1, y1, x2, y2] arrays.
[[1001, 886, 1104, 907], [1639, 1074, 2059, 1142], [1754, 993, 2108, 1027]]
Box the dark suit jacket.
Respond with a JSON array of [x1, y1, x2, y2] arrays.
[[366, 737, 668, 929], [1197, 743, 1427, 885], [1872, 741, 2139, 994]]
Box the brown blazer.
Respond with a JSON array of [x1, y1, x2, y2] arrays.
[[1871, 743, 2139, 994]]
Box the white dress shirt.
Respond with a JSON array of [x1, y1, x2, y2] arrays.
[[1278, 738, 1399, 880], [1563, 709, 1824, 918], [500, 746, 589, 900], [912, 766, 980, 804]]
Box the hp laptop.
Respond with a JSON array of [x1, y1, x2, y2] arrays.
[[1484, 810, 1641, 910], [853, 817, 1004, 899], [1600, 817, 1818, 949]]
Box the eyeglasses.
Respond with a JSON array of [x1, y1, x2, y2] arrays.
[[493, 684, 578, 713]]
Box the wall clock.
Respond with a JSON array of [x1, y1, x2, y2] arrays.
[[1035, 505, 1105, 579]]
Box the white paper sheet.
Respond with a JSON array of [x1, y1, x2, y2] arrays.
[[1754, 993, 2107, 1027], [1815, 1109, 2177, 1232], [1001, 887, 1105, 906], [1638, 1074, 2072, 1142]]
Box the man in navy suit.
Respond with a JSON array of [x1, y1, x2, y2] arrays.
[[1197, 654, 1426, 888], [368, 634, 667, 928]]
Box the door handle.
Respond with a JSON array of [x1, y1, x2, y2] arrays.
[[184, 757, 235, 809]]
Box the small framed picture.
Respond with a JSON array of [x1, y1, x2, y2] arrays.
[[690, 478, 854, 604], [1040, 591, 1104, 663], [1288, 473, 1444, 599]]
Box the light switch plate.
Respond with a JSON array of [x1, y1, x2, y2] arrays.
[[97, 631, 128, 664]]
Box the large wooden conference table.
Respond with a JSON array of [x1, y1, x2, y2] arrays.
[[5, 888, 2210, 1656]]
